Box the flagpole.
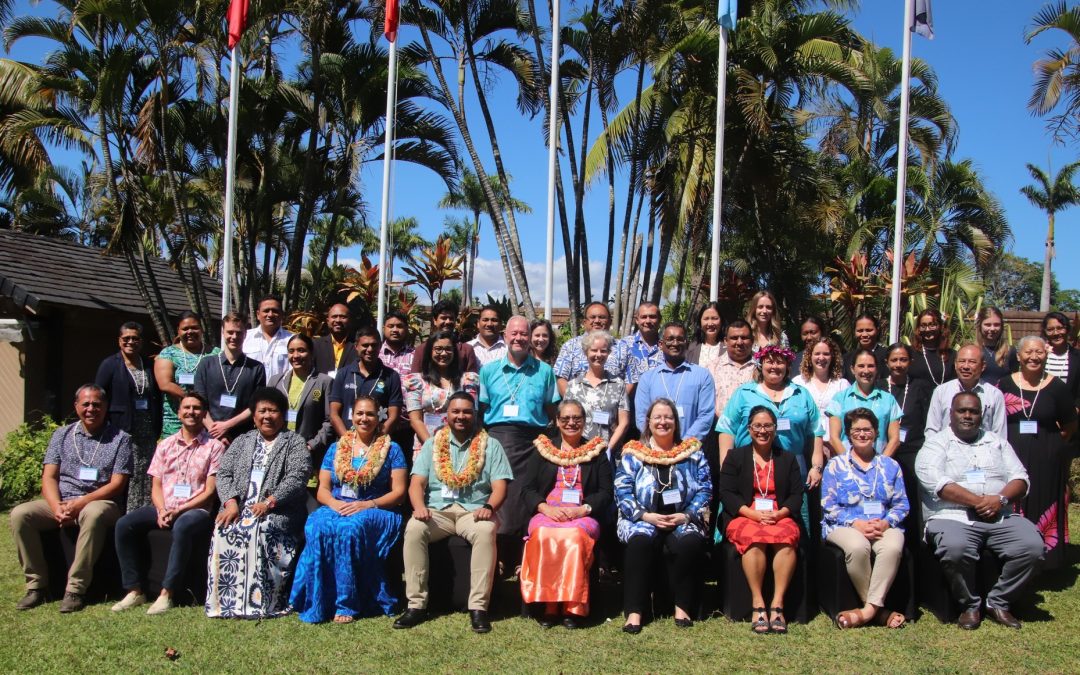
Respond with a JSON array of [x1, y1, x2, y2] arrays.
[[222, 44, 241, 320], [544, 0, 560, 321], [888, 0, 915, 344], [710, 25, 729, 302], [377, 36, 399, 332]]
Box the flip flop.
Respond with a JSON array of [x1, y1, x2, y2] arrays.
[[875, 609, 906, 629]]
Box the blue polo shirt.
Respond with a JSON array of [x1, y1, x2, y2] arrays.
[[825, 384, 903, 454], [329, 362, 403, 430], [479, 355, 559, 428]]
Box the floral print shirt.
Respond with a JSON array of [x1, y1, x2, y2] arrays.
[[614, 450, 712, 542], [553, 334, 630, 382], [820, 452, 908, 537], [563, 373, 629, 441], [148, 429, 226, 511]]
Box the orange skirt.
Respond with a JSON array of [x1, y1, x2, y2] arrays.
[[519, 526, 595, 616]]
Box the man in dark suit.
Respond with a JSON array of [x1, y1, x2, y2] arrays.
[[313, 303, 358, 376]]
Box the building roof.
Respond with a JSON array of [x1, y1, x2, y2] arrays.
[[0, 229, 222, 316]]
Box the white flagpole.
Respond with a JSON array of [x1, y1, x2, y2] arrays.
[[889, 0, 914, 344], [222, 44, 241, 320], [710, 25, 729, 302], [377, 37, 399, 332], [544, 0, 560, 321]]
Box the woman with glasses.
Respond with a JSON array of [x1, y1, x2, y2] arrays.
[[519, 400, 613, 629], [821, 408, 909, 629], [403, 331, 480, 456], [615, 398, 711, 634], [563, 330, 630, 452], [718, 406, 803, 634], [908, 309, 956, 385]]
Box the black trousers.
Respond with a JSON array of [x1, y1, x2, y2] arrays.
[[623, 531, 705, 616]]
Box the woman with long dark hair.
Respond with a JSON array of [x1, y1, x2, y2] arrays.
[[907, 309, 955, 385]]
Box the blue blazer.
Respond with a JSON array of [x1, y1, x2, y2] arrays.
[[95, 352, 162, 440]]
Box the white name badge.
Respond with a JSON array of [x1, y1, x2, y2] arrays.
[[327, 369, 338, 380], [899, 427, 909, 442], [441, 486, 459, 500], [676, 406, 686, 419], [502, 404, 520, 418], [964, 469, 987, 484], [424, 413, 445, 431], [562, 489, 582, 505], [250, 469, 266, 483], [177, 372, 195, 386], [591, 410, 611, 426], [78, 466, 99, 481], [862, 500, 884, 517], [340, 484, 358, 499], [135, 398, 149, 411], [287, 410, 299, 424], [661, 489, 682, 506], [1019, 420, 1038, 435], [219, 394, 238, 409], [776, 418, 791, 432], [754, 498, 775, 512], [173, 484, 192, 499]]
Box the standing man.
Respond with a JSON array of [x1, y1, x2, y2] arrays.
[[195, 312, 267, 442], [410, 299, 479, 373], [916, 392, 1044, 630], [469, 306, 508, 367], [633, 322, 716, 439], [380, 310, 416, 379], [553, 302, 630, 395], [925, 344, 1007, 438], [620, 302, 664, 387], [329, 326, 403, 437], [708, 319, 756, 415], [313, 303, 357, 377], [10, 385, 133, 613], [242, 295, 293, 381]]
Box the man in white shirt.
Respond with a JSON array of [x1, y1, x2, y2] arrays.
[[468, 305, 507, 366], [242, 295, 293, 381], [924, 344, 1006, 437]]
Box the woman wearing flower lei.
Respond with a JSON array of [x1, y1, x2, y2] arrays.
[[519, 400, 613, 629], [290, 396, 408, 624], [614, 398, 712, 634]]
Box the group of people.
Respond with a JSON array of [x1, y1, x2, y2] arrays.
[[8, 294, 1077, 635]]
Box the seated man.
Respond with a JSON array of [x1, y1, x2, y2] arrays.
[[394, 392, 512, 634], [112, 392, 225, 614], [915, 391, 1044, 630], [10, 384, 133, 613]]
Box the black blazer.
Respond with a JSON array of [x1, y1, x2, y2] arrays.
[[269, 370, 336, 458], [717, 444, 803, 530], [95, 352, 163, 439], [520, 450, 613, 515], [313, 334, 359, 375], [1009, 346, 1080, 406]]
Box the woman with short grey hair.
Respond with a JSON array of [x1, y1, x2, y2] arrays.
[[563, 330, 629, 453]]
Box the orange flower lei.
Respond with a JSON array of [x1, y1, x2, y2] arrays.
[[532, 434, 606, 467], [623, 438, 701, 466], [434, 428, 487, 490], [334, 432, 391, 488]]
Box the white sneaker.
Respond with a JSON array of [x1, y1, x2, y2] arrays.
[[111, 591, 146, 612], [146, 595, 173, 615]]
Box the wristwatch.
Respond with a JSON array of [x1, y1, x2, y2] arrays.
[[997, 494, 1009, 507], [482, 502, 496, 512], [583, 503, 593, 515]]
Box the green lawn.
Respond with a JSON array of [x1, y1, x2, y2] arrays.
[[1, 510, 1079, 673]]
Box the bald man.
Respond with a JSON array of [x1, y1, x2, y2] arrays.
[[925, 344, 1006, 438], [313, 303, 358, 377]]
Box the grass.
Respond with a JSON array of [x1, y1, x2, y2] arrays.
[[1, 510, 1080, 673]]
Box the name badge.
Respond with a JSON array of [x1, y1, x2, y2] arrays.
[[1019, 420, 1038, 435], [441, 486, 459, 500], [899, 427, 909, 442], [340, 484, 358, 499], [562, 489, 582, 505], [424, 413, 445, 431], [964, 469, 986, 484], [754, 497, 775, 512], [591, 410, 611, 426], [287, 410, 299, 424], [776, 418, 791, 432], [135, 397, 149, 411], [503, 404, 520, 418], [250, 469, 266, 483], [378, 408, 388, 422], [676, 406, 686, 420], [78, 466, 99, 481], [327, 369, 338, 380], [173, 483, 192, 499], [177, 372, 195, 386], [862, 500, 884, 517], [661, 489, 682, 506], [219, 394, 238, 409]]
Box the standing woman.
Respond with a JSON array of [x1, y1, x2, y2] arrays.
[[563, 330, 631, 452], [998, 336, 1077, 570], [1036, 312, 1080, 406], [403, 331, 481, 455], [907, 309, 956, 385], [792, 336, 849, 456], [687, 302, 725, 369], [841, 314, 887, 382], [974, 306, 1011, 386], [792, 316, 828, 373], [96, 321, 162, 511], [826, 349, 902, 457], [530, 319, 558, 366], [269, 334, 335, 469], [155, 312, 219, 438], [746, 291, 789, 350]]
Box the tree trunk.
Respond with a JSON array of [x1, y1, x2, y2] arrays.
[[621, 234, 643, 336], [601, 104, 617, 304], [611, 60, 646, 332], [1041, 212, 1055, 312], [640, 175, 657, 299]]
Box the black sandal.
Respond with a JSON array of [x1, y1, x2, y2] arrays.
[[751, 607, 770, 634], [770, 607, 788, 634]]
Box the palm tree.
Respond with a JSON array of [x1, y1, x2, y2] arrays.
[[1026, 1, 1080, 142], [1020, 161, 1080, 311]]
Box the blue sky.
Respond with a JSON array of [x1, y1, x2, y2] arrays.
[[6, 0, 1079, 306]]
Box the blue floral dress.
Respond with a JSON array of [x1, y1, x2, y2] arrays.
[[614, 450, 712, 542], [289, 441, 406, 622]]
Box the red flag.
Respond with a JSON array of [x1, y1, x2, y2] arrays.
[[384, 0, 399, 42], [227, 0, 249, 49]]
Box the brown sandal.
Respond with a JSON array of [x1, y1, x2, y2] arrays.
[[835, 609, 863, 629], [874, 608, 906, 629], [333, 614, 355, 624]]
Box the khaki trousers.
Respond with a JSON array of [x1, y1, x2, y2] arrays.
[[10, 499, 121, 595], [403, 504, 497, 611], [826, 526, 904, 608]]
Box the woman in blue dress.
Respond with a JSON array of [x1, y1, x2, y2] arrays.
[[290, 395, 408, 623]]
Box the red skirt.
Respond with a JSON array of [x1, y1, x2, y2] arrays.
[[725, 516, 800, 555], [519, 526, 595, 616]]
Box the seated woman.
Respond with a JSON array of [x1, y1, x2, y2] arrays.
[[520, 400, 613, 629], [615, 398, 711, 634], [205, 387, 310, 619], [821, 408, 909, 629], [290, 396, 408, 623], [718, 406, 803, 635]]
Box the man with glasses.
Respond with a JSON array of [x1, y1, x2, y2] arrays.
[[329, 326, 403, 437], [633, 323, 716, 440], [708, 319, 756, 414], [925, 345, 1006, 438], [242, 295, 293, 381], [553, 302, 630, 395]]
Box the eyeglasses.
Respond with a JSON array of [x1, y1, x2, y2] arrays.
[[750, 423, 776, 432], [120, 336, 141, 343], [918, 322, 939, 329], [849, 428, 876, 437], [431, 347, 455, 354], [650, 414, 676, 422], [662, 336, 687, 344], [558, 415, 584, 424]]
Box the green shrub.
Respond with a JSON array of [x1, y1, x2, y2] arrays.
[[0, 418, 59, 507], [1071, 457, 1080, 504]]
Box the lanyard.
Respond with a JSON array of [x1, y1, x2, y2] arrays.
[[753, 455, 774, 498], [218, 354, 248, 394], [498, 363, 528, 404], [660, 367, 688, 405], [843, 454, 882, 499], [653, 464, 674, 490], [178, 346, 210, 373], [354, 366, 385, 398], [126, 357, 147, 396], [922, 347, 945, 386], [888, 377, 908, 411], [174, 433, 202, 485], [1017, 374, 1047, 421], [72, 425, 103, 467]]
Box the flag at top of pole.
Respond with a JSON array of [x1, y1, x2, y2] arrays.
[[385, 0, 400, 42], [227, 0, 249, 49], [913, 0, 934, 40], [719, 0, 737, 31]]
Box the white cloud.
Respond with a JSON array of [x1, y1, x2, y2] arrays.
[[468, 256, 607, 307]]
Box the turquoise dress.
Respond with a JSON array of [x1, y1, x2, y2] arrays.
[[289, 441, 406, 622]]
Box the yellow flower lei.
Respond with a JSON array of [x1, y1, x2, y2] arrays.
[[334, 432, 391, 488], [623, 438, 701, 466], [434, 428, 487, 490], [532, 434, 606, 467]]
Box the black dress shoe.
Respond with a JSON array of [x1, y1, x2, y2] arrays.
[[15, 589, 46, 611], [536, 615, 557, 629], [958, 608, 982, 630], [674, 617, 694, 628], [393, 608, 429, 629], [562, 616, 579, 629], [622, 622, 642, 635], [986, 607, 1022, 629], [470, 609, 492, 633]]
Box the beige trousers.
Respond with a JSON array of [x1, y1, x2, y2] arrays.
[[403, 504, 497, 611], [826, 526, 904, 608], [10, 499, 121, 595]]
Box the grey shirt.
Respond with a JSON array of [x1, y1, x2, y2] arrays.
[[43, 422, 133, 500]]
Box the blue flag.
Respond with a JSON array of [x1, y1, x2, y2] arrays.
[[719, 0, 737, 31], [913, 0, 933, 39]]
